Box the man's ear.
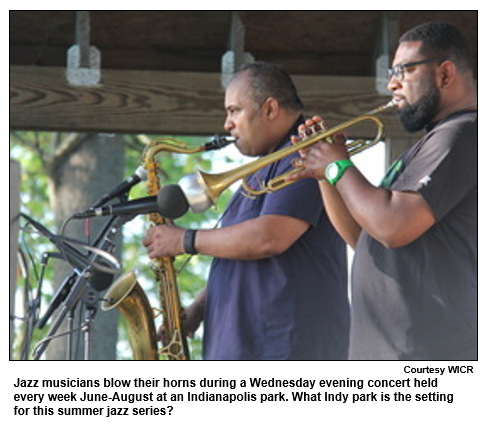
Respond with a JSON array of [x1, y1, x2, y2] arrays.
[[263, 97, 280, 120], [438, 60, 456, 88]]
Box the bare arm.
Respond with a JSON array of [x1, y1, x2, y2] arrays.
[[289, 133, 362, 248], [195, 214, 309, 259], [183, 286, 207, 338], [318, 180, 362, 249], [289, 118, 435, 249], [336, 167, 435, 248], [144, 214, 310, 339], [175, 211, 311, 338], [143, 214, 310, 260]]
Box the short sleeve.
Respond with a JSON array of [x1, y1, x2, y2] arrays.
[[417, 116, 477, 221], [259, 153, 323, 227], [389, 113, 477, 222]]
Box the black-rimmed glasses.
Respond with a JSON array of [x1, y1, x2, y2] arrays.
[[387, 58, 444, 82]]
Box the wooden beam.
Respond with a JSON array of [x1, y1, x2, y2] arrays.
[[10, 65, 407, 138], [294, 74, 404, 138], [10, 66, 226, 135]]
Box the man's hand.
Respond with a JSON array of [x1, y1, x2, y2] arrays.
[[143, 224, 186, 258], [181, 301, 205, 338], [288, 116, 348, 182]]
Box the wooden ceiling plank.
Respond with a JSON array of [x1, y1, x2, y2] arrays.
[[10, 65, 405, 138]]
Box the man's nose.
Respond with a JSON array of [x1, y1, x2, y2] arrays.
[[224, 116, 234, 132], [387, 75, 402, 93]]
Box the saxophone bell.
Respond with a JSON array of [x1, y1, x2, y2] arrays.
[[102, 271, 159, 360]]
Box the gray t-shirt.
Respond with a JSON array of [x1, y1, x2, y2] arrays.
[[350, 110, 477, 360]]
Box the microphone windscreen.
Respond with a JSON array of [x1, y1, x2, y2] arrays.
[[157, 185, 189, 219], [91, 269, 114, 292]]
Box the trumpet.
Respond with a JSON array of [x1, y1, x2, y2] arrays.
[[180, 100, 396, 213]]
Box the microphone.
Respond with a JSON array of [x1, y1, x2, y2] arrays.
[[73, 185, 189, 220], [89, 263, 115, 292], [92, 166, 148, 208], [157, 184, 190, 219], [204, 135, 236, 151], [75, 197, 159, 218]]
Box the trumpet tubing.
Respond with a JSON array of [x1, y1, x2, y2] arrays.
[[180, 100, 396, 207]]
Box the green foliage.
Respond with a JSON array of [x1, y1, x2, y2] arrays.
[[10, 131, 238, 360]]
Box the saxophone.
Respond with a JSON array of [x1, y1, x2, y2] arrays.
[[102, 136, 234, 360]]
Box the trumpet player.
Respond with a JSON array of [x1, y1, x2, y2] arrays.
[[289, 22, 477, 360], [144, 62, 350, 360]]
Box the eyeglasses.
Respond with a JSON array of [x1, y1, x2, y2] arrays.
[[387, 58, 443, 82]]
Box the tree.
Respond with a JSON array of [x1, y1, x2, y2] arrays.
[[10, 131, 236, 360], [11, 131, 124, 359]]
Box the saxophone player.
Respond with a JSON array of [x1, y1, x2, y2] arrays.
[[144, 62, 350, 360]]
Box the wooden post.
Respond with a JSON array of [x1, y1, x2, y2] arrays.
[[10, 159, 21, 359]]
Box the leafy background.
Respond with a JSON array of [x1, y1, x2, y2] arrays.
[[10, 131, 239, 360]]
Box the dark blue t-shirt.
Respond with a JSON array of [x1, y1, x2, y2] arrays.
[[203, 135, 350, 360]]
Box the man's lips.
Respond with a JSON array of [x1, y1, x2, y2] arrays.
[[393, 96, 407, 108]]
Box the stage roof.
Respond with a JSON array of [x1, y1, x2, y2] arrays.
[[10, 11, 477, 77]]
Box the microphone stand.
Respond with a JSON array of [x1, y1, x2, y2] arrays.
[[32, 213, 132, 360], [33, 265, 92, 360], [19, 251, 63, 360]]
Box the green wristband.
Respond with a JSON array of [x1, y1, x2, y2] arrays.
[[325, 159, 354, 186]]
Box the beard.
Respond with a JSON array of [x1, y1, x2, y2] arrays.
[[397, 84, 440, 133]]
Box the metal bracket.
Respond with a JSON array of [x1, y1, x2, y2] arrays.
[[221, 11, 254, 88], [66, 11, 101, 86], [375, 12, 398, 95]]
